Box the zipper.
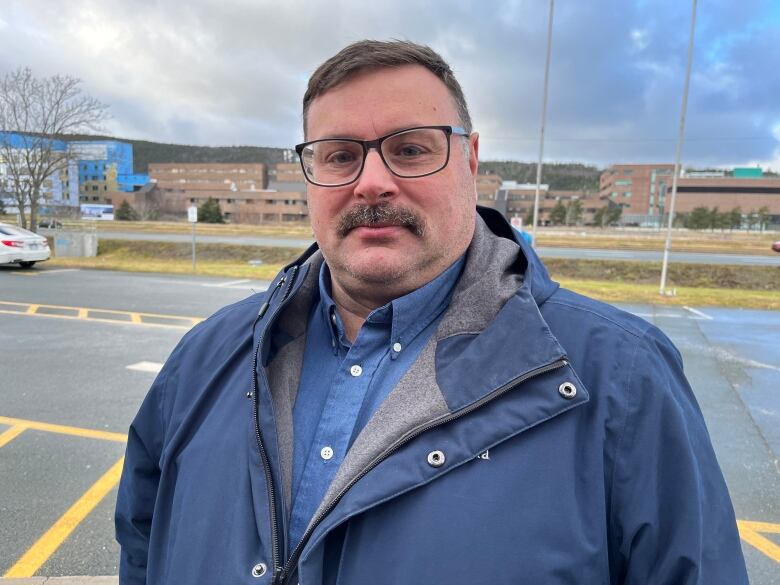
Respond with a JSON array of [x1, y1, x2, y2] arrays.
[[278, 356, 569, 584], [250, 266, 300, 583]]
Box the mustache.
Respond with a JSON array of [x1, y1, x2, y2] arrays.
[[336, 204, 425, 237]]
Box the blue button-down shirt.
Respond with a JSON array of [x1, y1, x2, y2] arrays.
[[288, 256, 465, 550]]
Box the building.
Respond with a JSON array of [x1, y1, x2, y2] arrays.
[[599, 163, 676, 225], [674, 173, 780, 226], [601, 163, 780, 227], [0, 132, 148, 210], [71, 140, 148, 203], [149, 162, 308, 222]]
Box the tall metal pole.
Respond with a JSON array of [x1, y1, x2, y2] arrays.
[[660, 0, 697, 294], [532, 0, 554, 247]]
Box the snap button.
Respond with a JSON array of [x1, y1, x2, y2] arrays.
[[251, 563, 267, 577], [558, 382, 577, 400], [392, 342, 402, 353], [427, 450, 445, 467]]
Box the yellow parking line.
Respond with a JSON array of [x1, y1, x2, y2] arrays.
[[738, 520, 780, 563], [0, 300, 202, 329], [0, 416, 127, 443], [0, 424, 28, 448], [3, 456, 125, 578]]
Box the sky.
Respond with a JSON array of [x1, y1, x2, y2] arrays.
[[1, 0, 779, 171]]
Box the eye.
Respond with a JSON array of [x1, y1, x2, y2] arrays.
[[397, 144, 427, 157], [326, 150, 358, 165]]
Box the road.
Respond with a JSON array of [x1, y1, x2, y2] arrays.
[[94, 231, 780, 266], [1, 266, 779, 583]]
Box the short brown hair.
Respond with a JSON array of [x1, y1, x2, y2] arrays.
[[303, 39, 472, 136]]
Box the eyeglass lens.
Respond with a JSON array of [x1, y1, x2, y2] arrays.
[[301, 127, 450, 186]]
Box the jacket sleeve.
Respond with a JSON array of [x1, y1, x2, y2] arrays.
[[609, 326, 749, 585], [115, 366, 168, 585]]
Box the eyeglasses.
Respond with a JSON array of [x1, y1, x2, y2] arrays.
[[294, 125, 469, 187]]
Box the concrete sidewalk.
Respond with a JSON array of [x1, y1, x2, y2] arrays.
[[0, 578, 117, 584]]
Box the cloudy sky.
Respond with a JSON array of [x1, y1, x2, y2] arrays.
[[1, 0, 778, 170]]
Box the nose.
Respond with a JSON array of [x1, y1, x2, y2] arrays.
[[352, 148, 398, 202]]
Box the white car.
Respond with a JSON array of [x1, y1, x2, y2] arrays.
[[0, 222, 51, 268]]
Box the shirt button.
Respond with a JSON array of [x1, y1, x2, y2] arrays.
[[321, 446, 334, 460], [392, 342, 402, 353], [350, 365, 363, 377]]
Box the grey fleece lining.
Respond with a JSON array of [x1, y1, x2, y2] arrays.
[[266, 251, 324, 507], [264, 216, 527, 535]]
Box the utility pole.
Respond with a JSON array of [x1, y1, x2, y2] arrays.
[[532, 0, 555, 246], [660, 0, 697, 295]]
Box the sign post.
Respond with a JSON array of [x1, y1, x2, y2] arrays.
[[188, 206, 198, 271]]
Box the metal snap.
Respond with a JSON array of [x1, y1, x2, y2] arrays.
[[251, 563, 267, 577], [558, 382, 577, 400], [427, 450, 446, 468]]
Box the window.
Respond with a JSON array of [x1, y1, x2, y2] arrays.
[[625, 192, 632, 198], [615, 179, 632, 186], [623, 169, 634, 175]]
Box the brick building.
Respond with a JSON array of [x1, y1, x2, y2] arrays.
[[601, 163, 780, 227], [599, 163, 675, 224], [148, 163, 308, 222], [674, 175, 780, 224]]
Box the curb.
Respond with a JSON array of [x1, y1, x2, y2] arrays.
[[0, 579, 117, 584]]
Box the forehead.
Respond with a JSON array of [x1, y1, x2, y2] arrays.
[[306, 64, 459, 140]]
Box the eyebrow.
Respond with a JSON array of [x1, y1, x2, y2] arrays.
[[313, 122, 433, 141]]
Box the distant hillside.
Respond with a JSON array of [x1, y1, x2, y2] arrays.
[[61, 134, 288, 173], [60, 134, 603, 188], [479, 161, 602, 191]]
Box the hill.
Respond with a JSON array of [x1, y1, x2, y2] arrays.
[[60, 134, 603, 189], [479, 161, 601, 191], [61, 134, 288, 173]]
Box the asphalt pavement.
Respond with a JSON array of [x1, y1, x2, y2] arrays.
[[1, 266, 778, 583], [92, 230, 780, 266]]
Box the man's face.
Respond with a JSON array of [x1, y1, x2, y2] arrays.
[[305, 64, 479, 299]]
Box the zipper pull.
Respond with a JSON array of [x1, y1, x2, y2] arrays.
[[258, 276, 286, 319], [272, 566, 286, 585]]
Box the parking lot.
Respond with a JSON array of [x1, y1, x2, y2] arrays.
[[1, 265, 779, 582]]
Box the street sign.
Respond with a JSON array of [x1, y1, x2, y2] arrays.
[[188, 206, 198, 223], [510, 217, 523, 229]]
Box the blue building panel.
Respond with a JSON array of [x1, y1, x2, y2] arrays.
[[118, 173, 149, 192]]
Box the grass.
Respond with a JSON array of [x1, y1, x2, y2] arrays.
[[10, 215, 775, 255], [44, 239, 780, 310]]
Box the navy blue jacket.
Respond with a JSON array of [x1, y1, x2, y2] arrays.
[[115, 207, 748, 585]]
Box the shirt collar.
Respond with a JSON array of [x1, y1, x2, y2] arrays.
[[318, 255, 466, 352]]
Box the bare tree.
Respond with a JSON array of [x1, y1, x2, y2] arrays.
[[0, 67, 109, 230]]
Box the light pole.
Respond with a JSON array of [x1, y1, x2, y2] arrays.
[[660, 0, 698, 295], [532, 0, 555, 246]]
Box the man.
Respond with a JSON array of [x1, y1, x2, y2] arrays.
[[116, 40, 748, 584]]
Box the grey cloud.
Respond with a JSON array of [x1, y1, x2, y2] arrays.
[[0, 0, 777, 169]]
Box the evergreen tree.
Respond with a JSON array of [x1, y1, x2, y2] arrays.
[[607, 205, 623, 226], [198, 198, 225, 223], [549, 201, 567, 225], [115, 200, 139, 221], [727, 207, 742, 231], [687, 207, 711, 230]]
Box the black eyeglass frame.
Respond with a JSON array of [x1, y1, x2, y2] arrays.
[[294, 125, 469, 187]]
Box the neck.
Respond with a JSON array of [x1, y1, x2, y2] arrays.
[[329, 277, 400, 342]]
